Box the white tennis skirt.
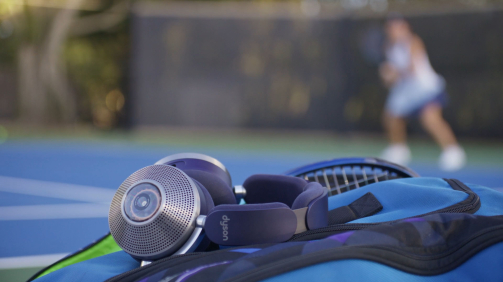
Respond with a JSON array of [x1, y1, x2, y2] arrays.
[[385, 76, 446, 117]]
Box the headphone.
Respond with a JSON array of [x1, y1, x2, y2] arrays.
[[108, 153, 328, 261]]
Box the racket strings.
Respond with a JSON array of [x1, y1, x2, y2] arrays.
[[298, 165, 403, 196]]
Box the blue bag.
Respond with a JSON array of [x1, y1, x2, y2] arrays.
[[31, 176, 503, 282]]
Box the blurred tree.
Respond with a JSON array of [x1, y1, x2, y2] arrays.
[[14, 0, 129, 124]]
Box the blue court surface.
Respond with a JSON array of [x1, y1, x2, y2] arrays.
[[0, 137, 502, 281]]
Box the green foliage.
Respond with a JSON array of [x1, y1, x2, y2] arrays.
[[64, 24, 129, 126]]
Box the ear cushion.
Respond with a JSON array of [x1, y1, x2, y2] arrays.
[[291, 182, 324, 210], [243, 174, 308, 207], [192, 179, 215, 214], [185, 170, 237, 206]]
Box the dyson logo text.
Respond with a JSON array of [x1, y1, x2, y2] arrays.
[[221, 215, 230, 241]]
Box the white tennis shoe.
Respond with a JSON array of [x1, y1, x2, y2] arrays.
[[439, 145, 466, 171], [380, 144, 411, 166]]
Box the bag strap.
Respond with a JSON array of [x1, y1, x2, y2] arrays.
[[328, 192, 383, 225]]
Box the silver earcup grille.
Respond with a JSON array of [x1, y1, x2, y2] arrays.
[[108, 165, 199, 259]]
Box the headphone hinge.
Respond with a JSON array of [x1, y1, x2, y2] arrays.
[[233, 185, 247, 202], [292, 207, 308, 234]]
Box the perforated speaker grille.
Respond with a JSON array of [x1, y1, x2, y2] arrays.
[[108, 165, 198, 259]]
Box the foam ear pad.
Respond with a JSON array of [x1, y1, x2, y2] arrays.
[[185, 170, 237, 206], [192, 179, 215, 214], [243, 174, 308, 207], [190, 179, 214, 252], [291, 182, 324, 210]]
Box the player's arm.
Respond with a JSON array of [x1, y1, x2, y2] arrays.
[[379, 62, 399, 88], [409, 35, 426, 75], [379, 42, 399, 88]]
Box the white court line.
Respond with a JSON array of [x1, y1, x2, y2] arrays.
[[0, 253, 70, 269], [0, 175, 115, 203], [0, 203, 110, 220]]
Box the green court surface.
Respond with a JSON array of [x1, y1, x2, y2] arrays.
[[4, 125, 503, 165], [0, 268, 43, 282]]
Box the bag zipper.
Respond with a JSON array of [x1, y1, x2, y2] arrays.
[[288, 178, 481, 241]]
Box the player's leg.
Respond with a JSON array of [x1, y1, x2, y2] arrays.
[[419, 103, 456, 148], [380, 110, 411, 165], [383, 110, 407, 144], [419, 103, 466, 171]]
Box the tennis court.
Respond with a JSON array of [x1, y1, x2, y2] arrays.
[[0, 129, 502, 281], [1, 0, 503, 281]]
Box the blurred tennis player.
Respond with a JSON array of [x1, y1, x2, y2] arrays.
[[379, 15, 466, 171]]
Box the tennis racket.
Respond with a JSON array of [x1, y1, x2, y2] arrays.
[[284, 157, 419, 196]]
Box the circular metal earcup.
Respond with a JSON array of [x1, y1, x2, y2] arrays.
[[108, 165, 204, 260]]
